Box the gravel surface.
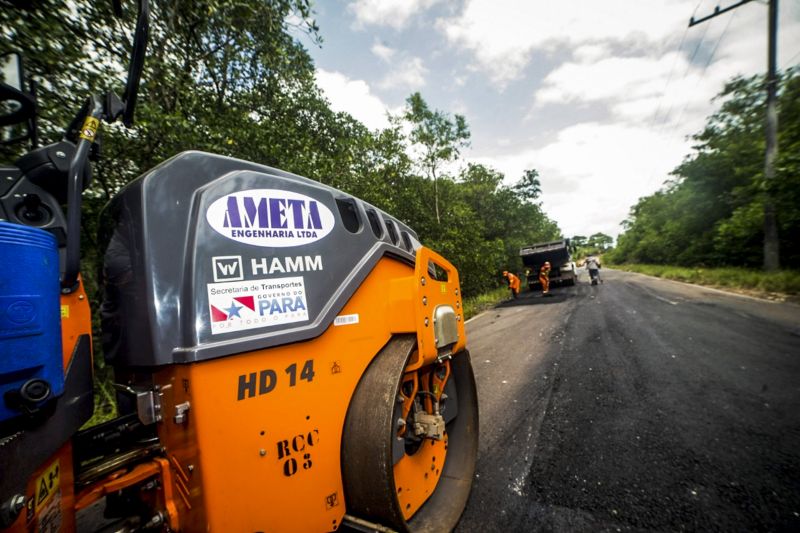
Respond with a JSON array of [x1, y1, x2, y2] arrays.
[[456, 268, 800, 532]]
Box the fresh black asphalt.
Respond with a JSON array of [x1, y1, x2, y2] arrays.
[[456, 268, 800, 532]]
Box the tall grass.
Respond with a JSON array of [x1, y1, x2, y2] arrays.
[[463, 287, 510, 319], [81, 366, 118, 429], [610, 264, 800, 295]]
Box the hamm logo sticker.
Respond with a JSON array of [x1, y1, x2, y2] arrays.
[[206, 189, 335, 247]]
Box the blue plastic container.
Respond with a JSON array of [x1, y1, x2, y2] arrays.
[[0, 221, 63, 423]]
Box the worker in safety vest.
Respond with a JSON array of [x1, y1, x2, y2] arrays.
[[539, 262, 552, 296], [503, 271, 520, 299]]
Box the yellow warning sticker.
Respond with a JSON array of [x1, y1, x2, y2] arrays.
[[79, 116, 100, 142], [35, 459, 60, 512], [440, 283, 447, 294], [60, 305, 69, 318]]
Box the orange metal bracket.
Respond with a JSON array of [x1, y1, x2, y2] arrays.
[[154, 457, 180, 531], [74, 463, 158, 511], [398, 372, 419, 437], [411, 247, 466, 369], [430, 360, 451, 405], [73, 459, 179, 531]]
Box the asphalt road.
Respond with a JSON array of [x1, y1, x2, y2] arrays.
[[455, 268, 800, 532]]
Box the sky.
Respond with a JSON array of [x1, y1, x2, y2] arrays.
[[304, 0, 800, 240]]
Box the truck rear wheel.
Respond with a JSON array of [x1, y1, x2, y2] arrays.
[[342, 334, 479, 532]]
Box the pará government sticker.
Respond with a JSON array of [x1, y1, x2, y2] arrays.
[[208, 276, 309, 335]]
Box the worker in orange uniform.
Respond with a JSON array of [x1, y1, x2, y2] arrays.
[[539, 261, 552, 297], [502, 270, 520, 299]]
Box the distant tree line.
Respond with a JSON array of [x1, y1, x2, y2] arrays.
[[608, 69, 800, 269], [570, 233, 613, 260], [0, 0, 560, 299]]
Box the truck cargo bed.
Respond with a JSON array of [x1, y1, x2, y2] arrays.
[[520, 240, 571, 268]]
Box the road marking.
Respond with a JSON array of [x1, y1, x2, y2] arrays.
[[654, 295, 679, 306], [466, 311, 488, 324]]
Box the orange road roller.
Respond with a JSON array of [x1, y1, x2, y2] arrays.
[[0, 1, 478, 529]]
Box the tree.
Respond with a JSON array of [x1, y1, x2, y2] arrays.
[[587, 233, 613, 251], [571, 235, 587, 248], [0, 0, 328, 421], [403, 92, 470, 224], [513, 169, 542, 201], [1, 1, 566, 303], [609, 69, 800, 268], [452, 163, 560, 292]]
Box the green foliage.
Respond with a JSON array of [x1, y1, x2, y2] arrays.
[[571, 235, 587, 248], [571, 232, 613, 260], [462, 287, 510, 320], [570, 233, 614, 261], [588, 232, 613, 250], [400, 162, 559, 296], [513, 169, 542, 201], [403, 92, 470, 224], [404, 92, 471, 177], [1, 2, 562, 423], [609, 69, 800, 269]]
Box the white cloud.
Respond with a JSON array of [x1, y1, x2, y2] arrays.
[[530, 5, 800, 134], [379, 57, 428, 90], [349, 0, 443, 30], [314, 0, 800, 240], [471, 121, 691, 238], [314, 69, 394, 131], [371, 41, 396, 62], [534, 55, 676, 108], [437, 0, 698, 86], [573, 43, 612, 63], [531, 52, 718, 132], [440, 0, 800, 88]]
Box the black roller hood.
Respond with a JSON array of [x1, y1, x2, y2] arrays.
[[99, 151, 420, 367]]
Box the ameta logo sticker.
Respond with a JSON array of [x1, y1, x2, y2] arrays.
[[206, 189, 335, 247]]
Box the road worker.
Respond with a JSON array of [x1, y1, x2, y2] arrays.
[[502, 270, 520, 299], [539, 262, 551, 296], [585, 255, 602, 284]]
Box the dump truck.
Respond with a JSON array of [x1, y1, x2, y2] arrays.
[[520, 239, 577, 290], [0, 2, 478, 531]]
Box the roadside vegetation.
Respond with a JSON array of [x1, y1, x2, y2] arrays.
[[0, 1, 559, 303], [463, 287, 511, 320], [4, 3, 798, 425], [2, 1, 558, 424], [607, 69, 800, 270], [569, 233, 614, 262], [610, 264, 800, 299]]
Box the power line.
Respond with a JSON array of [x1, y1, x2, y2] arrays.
[[647, 4, 742, 193], [670, 9, 738, 138], [643, 2, 712, 192], [688, 0, 780, 270], [647, 1, 702, 131], [689, 0, 754, 25], [782, 48, 800, 69], [656, 12, 713, 137]]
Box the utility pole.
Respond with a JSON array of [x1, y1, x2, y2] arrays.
[[763, 0, 780, 271], [689, 0, 780, 271]]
